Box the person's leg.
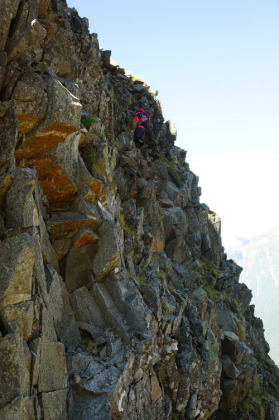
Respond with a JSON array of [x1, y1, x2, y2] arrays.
[[134, 127, 145, 148], [139, 127, 145, 146]]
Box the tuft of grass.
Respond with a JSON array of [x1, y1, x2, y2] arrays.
[[203, 283, 221, 303], [127, 270, 147, 286], [117, 211, 136, 235], [167, 282, 175, 294], [165, 260, 172, 271], [130, 76, 144, 82], [236, 320, 246, 341], [97, 344, 105, 353], [87, 153, 96, 164], [81, 117, 99, 128], [156, 270, 167, 280], [79, 338, 92, 350]]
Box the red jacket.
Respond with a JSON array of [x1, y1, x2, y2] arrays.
[[132, 108, 150, 129]]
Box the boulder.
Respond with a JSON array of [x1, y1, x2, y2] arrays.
[[222, 355, 240, 379], [166, 181, 188, 208], [7, 19, 46, 63], [52, 238, 72, 261], [69, 199, 102, 231], [39, 390, 68, 420], [0, 233, 34, 308], [70, 286, 106, 329], [144, 160, 168, 196], [208, 211, 223, 265], [0, 171, 16, 210], [71, 226, 99, 249], [62, 244, 98, 292], [15, 77, 82, 207], [46, 212, 89, 240], [116, 132, 133, 152], [0, 301, 34, 340], [165, 237, 188, 264], [105, 273, 154, 336], [29, 336, 68, 393], [231, 283, 252, 313], [5, 168, 38, 229], [161, 206, 187, 244], [70, 394, 111, 420], [92, 224, 120, 282], [0, 333, 31, 408], [166, 120, 177, 143], [0, 0, 21, 51], [0, 108, 18, 172], [216, 305, 237, 332], [0, 396, 35, 419], [222, 331, 253, 365], [157, 193, 174, 208], [45, 264, 81, 349], [12, 71, 48, 134]]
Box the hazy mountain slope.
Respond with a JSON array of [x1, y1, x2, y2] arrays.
[[227, 228, 279, 365]]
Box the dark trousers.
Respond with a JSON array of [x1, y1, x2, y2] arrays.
[[134, 127, 145, 148]]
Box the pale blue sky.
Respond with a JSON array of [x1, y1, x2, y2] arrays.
[[68, 0, 279, 246]]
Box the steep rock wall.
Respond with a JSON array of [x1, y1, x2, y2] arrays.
[[0, 1, 279, 419]]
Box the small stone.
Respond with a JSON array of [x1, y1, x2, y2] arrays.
[[73, 373, 81, 384]]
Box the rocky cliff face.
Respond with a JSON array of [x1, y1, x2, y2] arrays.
[[0, 1, 279, 419]]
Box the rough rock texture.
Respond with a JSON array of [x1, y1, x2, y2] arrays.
[[0, 1, 279, 419]]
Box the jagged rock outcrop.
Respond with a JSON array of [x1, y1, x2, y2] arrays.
[[0, 1, 279, 419]]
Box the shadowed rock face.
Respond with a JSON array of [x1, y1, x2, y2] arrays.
[[0, 1, 278, 419]]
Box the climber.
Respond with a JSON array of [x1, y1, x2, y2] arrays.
[[131, 108, 151, 149]]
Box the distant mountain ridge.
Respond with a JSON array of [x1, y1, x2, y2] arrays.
[[227, 227, 279, 365]]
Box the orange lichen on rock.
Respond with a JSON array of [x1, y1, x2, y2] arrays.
[[15, 122, 78, 160], [47, 218, 88, 240], [38, 163, 77, 208], [56, 252, 67, 262], [151, 237, 164, 252], [17, 114, 44, 135], [72, 231, 98, 249]]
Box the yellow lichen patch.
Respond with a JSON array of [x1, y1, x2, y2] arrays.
[[151, 237, 164, 252], [82, 187, 96, 204], [98, 185, 110, 207], [92, 157, 107, 175], [0, 174, 14, 209], [95, 252, 120, 283], [39, 20, 58, 45], [86, 177, 104, 197], [38, 0, 50, 18], [150, 370, 162, 400]]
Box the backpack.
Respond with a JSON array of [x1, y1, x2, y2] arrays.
[[132, 108, 151, 127]]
